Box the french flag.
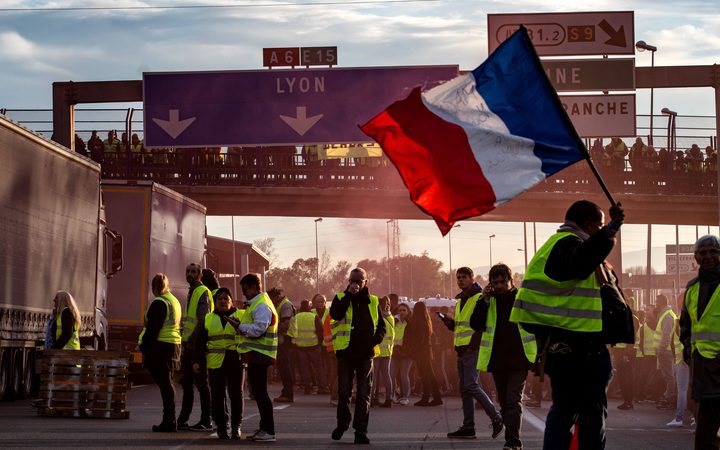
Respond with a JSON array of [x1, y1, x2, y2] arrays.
[[361, 27, 586, 235]]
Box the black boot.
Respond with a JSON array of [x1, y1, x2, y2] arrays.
[[153, 419, 177, 432]]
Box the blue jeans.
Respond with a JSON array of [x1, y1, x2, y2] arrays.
[[544, 344, 612, 450], [673, 361, 690, 421], [390, 355, 412, 400], [457, 350, 499, 429], [372, 356, 393, 402]]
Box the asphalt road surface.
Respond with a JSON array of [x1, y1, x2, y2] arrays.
[[0, 383, 695, 449]]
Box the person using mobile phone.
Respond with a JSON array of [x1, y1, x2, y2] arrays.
[[193, 287, 245, 440], [329, 268, 386, 445]]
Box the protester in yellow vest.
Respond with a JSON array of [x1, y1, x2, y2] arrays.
[[138, 274, 181, 432], [288, 299, 327, 395], [237, 273, 278, 442], [193, 288, 244, 440], [371, 296, 395, 408], [177, 263, 213, 431], [390, 302, 413, 406], [312, 294, 334, 398], [653, 294, 679, 410], [438, 267, 502, 440], [679, 235, 720, 448], [510, 200, 629, 450], [51, 290, 80, 350], [329, 267, 385, 445], [470, 264, 536, 450]]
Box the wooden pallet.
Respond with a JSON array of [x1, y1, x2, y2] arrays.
[[36, 350, 131, 419]]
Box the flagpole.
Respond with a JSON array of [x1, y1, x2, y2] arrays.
[[582, 150, 616, 207]]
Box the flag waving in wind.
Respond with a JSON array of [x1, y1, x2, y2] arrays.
[[360, 27, 586, 235]]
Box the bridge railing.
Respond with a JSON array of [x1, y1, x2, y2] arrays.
[[93, 148, 718, 196]]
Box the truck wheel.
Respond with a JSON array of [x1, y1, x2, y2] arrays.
[[0, 350, 9, 401], [21, 350, 34, 399]]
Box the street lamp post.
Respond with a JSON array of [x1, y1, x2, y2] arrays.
[[314, 218, 323, 290], [386, 219, 393, 293], [636, 40, 658, 145], [517, 248, 527, 271], [488, 234, 496, 268]]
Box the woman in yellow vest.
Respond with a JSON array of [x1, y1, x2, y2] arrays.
[[371, 296, 395, 408], [51, 291, 80, 350], [193, 287, 244, 440], [237, 273, 278, 442], [138, 274, 181, 432], [390, 302, 413, 406]]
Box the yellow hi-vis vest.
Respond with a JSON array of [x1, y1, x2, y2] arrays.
[[454, 293, 481, 347], [204, 310, 243, 369], [138, 292, 182, 345], [330, 292, 380, 355], [653, 307, 679, 352], [478, 297, 537, 372], [616, 314, 640, 354], [685, 281, 720, 359], [643, 324, 657, 356], [237, 292, 278, 359], [56, 307, 80, 350], [394, 320, 407, 347], [511, 232, 603, 332], [289, 311, 319, 347], [182, 285, 214, 343], [376, 314, 395, 357]]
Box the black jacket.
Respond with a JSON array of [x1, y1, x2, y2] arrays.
[[329, 287, 386, 360]]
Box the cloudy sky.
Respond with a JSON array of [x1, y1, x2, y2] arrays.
[[2, 0, 719, 281]]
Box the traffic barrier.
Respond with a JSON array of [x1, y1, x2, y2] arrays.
[[35, 350, 131, 419]]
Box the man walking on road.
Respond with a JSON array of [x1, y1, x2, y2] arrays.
[[470, 264, 537, 450], [177, 263, 214, 431], [511, 200, 633, 450], [330, 267, 385, 445], [680, 235, 720, 450], [439, 267, 504, 440]]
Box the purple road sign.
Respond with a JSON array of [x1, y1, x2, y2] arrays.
[[143, 66, 458, 147]]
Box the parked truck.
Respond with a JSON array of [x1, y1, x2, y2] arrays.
[[0, 115, 122, 400], [102, 181, 207, 369]]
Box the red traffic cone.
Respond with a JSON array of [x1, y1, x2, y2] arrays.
[[569, 422, 579, 450]]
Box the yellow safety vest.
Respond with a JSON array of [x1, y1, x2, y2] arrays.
[[204, 310, 243, 369], [642, 324, 657, 356], [56, 307, 80, 350], [511, 232, 603, 332], [454, 293, 481, 347], [394, 321, 407, 347], [330, 292, 380, 355], [237, 293, 278, 359], [138, 292, 182, 345], [654, 308, 679, 352], [478, 297, 537, 372], [376, 315, 395, 357], [684, 281, 720, 359], [288, 311, 319, 347], [182, 285, 214, 343], [616, 314, 640, 355]]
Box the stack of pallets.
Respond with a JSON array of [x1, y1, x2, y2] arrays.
[[36, 350, 131, 419]]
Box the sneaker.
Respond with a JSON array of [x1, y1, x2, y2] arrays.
[[250, 429, 276, 442], [189, 422, 213, 432], [176, 422, 190, 431], [491, 416, 504, 439], [246, 429, 261, 440], [331, 426, 347, 441], [354, 432, 370, 444], [447, 427, 476, 439], [666, 418, 683, 427], [617, 402, 634, 410], [152, 421, 177, 432], [399, 398, 410, 406], [231, 427, 242, 439], [414, 399, 430, 406], [273, 395, 294, 403]]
